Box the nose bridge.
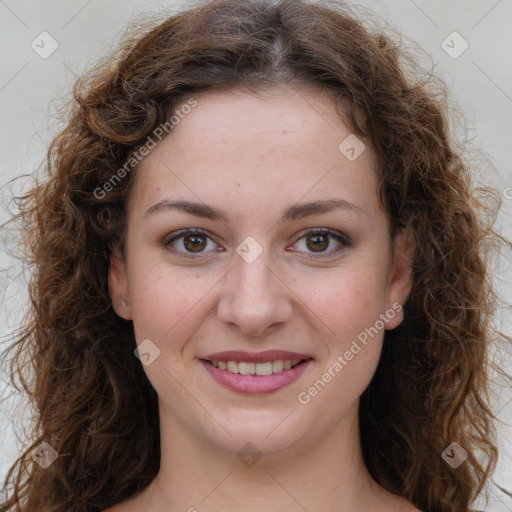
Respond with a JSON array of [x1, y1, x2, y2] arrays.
[[217, 239, 292, 336]]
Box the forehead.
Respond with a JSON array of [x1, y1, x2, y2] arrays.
[[168, 85, 356, 149], [130, 86, 380, 216]]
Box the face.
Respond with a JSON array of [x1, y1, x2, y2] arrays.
[[109, 86, 414, 457]]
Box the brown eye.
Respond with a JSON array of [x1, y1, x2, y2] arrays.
[[292, 229, 351, 258], [306, 233, 329, 252], [163, 229, 219, 259], [183, 234, 207, 252]]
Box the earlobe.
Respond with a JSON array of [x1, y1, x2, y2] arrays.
[[108, 247, 133, 320], [384, 228, 415, 330]]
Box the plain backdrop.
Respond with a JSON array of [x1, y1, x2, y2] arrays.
[[0, 1, 511, 510]]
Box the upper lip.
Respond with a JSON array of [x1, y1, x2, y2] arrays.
[[201, 350, 313, 363]]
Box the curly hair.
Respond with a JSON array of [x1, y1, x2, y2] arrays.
[[1, 0, 510, 511]]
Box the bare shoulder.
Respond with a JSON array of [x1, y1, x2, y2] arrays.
[[103, 505, 127, 512], [402, 502, 422, 511], [380, 489, 422, 512], [102, 484, 151, 511], [396, 503, 422, 512], [103, 497, 141, 512]]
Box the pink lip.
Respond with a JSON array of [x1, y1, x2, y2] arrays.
[[201, 350, 312, 363], [200, 358, 313, 395]]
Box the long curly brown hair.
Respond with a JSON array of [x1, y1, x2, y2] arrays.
[[1, 0, 510, 511]]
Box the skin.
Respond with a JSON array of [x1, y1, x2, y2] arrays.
[[107, 85, 419, 512]]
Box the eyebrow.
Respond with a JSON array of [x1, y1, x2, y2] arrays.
[[144, 198, 367, 222]]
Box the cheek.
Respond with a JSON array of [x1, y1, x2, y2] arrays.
[[297, 269, 387, 411], [126, 258, 212, 346], [298, 263, 389, 340], [295, 263, 389, 399]]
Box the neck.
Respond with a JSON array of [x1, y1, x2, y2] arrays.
[[138, 402, 397, 512]]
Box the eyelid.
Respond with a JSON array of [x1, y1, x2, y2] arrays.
[[290, 228, 351, 257], [162, 227, 211, 245], [162, 228, 220, 259], [295, 228, 351, 245], [162, 227, 351, 259]]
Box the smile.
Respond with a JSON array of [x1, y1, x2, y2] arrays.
[[200, 358, 313, 394], [205, 359, 306, 375]]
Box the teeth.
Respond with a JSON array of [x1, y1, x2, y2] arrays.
[[210, 359, 304, 376], [256, 362, 273, 376], [272, 360, 284, 372], [238, 362, 255, 375]]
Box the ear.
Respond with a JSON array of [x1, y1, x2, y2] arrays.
[[108, 246, 133, 320], [384, 227, 415, 330]]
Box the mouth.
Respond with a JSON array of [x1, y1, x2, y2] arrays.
[[200, 358, 312, 376], [199, 354, 314, 394]]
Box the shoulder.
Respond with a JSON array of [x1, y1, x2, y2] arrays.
[[103, 500, 136, 512], [102, 486, 149, 511]]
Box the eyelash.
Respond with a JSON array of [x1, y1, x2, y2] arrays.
[[162, 228, 351, 260]]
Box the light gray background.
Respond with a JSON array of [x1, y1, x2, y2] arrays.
[[0, 0, 511, 510]]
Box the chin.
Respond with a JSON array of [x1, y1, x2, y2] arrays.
[[206, 412, 306, 457]]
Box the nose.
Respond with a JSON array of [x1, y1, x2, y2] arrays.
[[217, 245, 293, 338]]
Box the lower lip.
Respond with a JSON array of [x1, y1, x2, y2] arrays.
[[200, 359, 313, 394]]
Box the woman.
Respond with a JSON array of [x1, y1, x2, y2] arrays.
[[1, 0, 509, 511]]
